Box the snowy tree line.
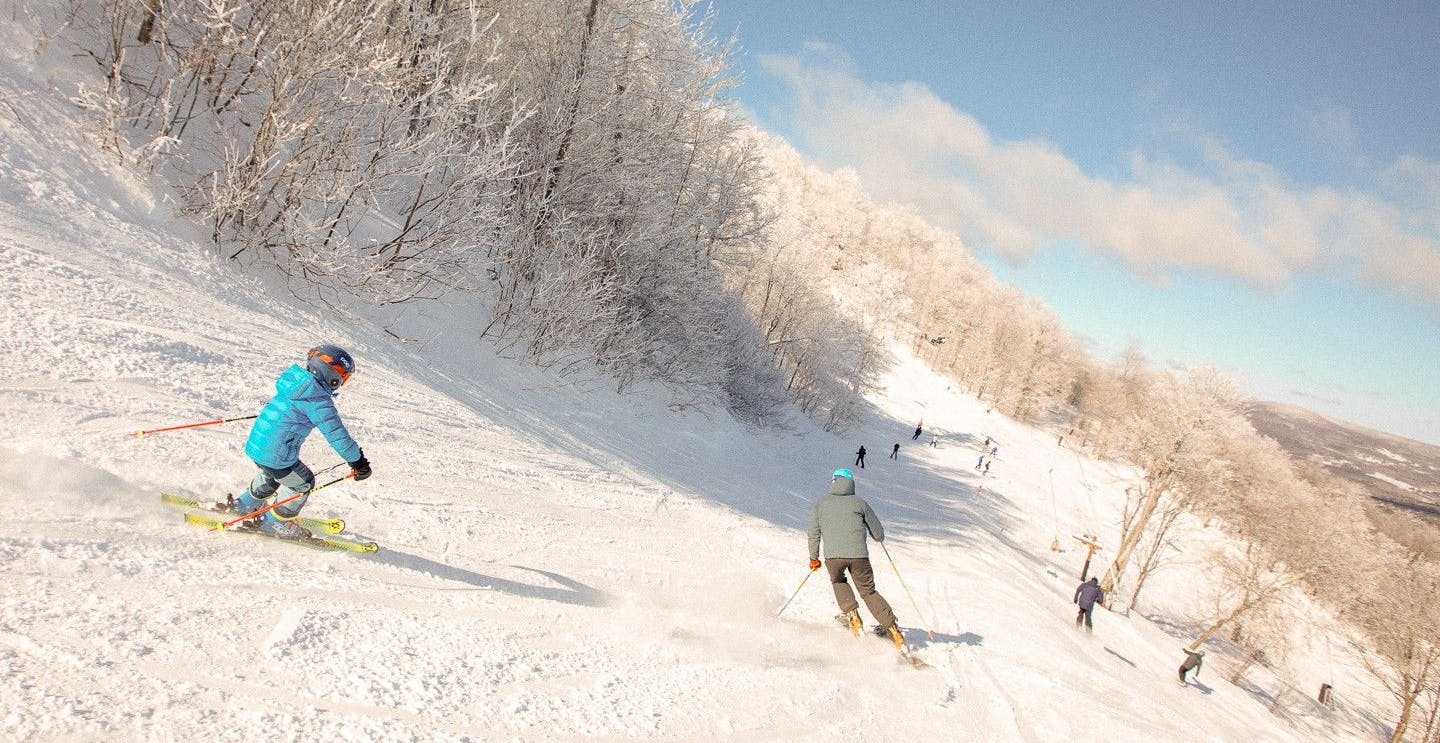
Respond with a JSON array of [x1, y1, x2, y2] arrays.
[[60, 0, 1070, 430], [57, 1, 1438, 738], [63, 0, 793, 419], [750, 135, 1081, 429]]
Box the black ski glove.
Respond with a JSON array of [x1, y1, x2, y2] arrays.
[[350, 455, 372, 481]]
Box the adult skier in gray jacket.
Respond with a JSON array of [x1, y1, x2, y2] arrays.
[[807, 469, 903, 646]]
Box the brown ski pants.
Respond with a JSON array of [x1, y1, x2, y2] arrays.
[[825, 557, 897, 628]]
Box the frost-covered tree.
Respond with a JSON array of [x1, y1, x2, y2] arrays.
[[752, 133, 1082, 426], [1120, 490, 1189, 612], [475, 0, 773, 393], [1351, 549, 1440, 743], [727, 133, 892, 426], [1100, 368, 1240, 594], [76, 0, 527, 302]]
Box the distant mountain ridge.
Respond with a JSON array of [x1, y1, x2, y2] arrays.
[[1246, 401, 1440, 527]]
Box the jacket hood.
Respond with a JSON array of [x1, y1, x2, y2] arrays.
[[829, 477, 856, 496], [276, 364, 332, 400]]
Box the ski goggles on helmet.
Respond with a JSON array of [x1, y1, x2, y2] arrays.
[[308, 348, 354, 386]]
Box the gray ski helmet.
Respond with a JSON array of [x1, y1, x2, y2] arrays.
[[306, 345, 355, 391]]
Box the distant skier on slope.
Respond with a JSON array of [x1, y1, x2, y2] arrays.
[[911, 421, 923, 440], [890, 443, 900, 460], [1073, 576, 1103, 633], [855, 446, 867, 468], [1178, 648, 1205, 685], [228, 345, 372, 538], [807, 469, 904, 648]]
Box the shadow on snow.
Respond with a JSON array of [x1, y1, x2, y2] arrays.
[[372, 547, 610, 608]]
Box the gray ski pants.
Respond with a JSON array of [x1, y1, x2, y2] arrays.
[[250, 460, 314, 517], [826, 557, 897, 628]]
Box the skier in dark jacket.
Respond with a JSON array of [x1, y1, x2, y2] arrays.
[[807, 469, 903, 648], [229, 345, 372, 538], [1179, 648, 1205, 684], [1073, 577, 1103, 631], [911, 422, 923, 441], [854, 446, 867, 468]]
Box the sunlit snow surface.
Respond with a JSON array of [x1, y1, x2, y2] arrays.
[[0, 17, 1388, 742]]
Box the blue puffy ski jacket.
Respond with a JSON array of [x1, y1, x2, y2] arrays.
[[245, 364, 362, 468]]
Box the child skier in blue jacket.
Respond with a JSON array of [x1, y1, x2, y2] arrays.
[[230, 345, 371, 537]]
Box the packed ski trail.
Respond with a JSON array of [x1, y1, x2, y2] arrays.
[[0, 28, 1382, 743]]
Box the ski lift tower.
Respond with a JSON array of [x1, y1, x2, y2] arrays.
[[1075, 534, 1103, 581]]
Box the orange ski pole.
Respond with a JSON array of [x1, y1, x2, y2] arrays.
[[131, 415, 258, 438]]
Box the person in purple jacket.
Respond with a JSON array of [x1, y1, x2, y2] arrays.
[[1073, 576, 1104, 633], [228, 345, 371, 538]]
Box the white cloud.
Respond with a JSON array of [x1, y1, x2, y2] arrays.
[[757, 47, 1440, 309]]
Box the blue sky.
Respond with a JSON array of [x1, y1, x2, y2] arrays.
[[706, 1, 1440, 444]]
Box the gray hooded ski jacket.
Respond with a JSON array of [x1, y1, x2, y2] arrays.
[[808, 476, 885, 560]]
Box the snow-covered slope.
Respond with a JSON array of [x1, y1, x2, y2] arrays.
[[0, 25, 1385, 743]]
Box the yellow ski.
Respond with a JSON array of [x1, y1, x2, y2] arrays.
[[161, 492, 346, 534], [180, 512, 379, 554]]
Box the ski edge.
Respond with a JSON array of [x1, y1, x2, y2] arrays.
[[889, 637, 930, 669], [180, 512, 379, 554], [161, 492, 345, 534], [866, 625, 930, 669]]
